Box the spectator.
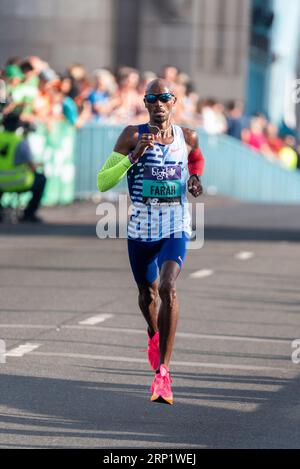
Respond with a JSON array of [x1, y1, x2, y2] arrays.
[[87, 69, 116, 122], [67, 63, 91, 107], [200, 98, 228, 135], [139, 71, 157, 92], [20, 60, 39, 89], [225, 100, 249, 140], [160, 64, 179, 86], [242, 116, 274, 159], [52, 79, 91, 128], [31, 70, 55, 124], [0, 112, 46, 223], [27, 56, 49, 76], [3, 64, 25, 115], [113, 67, 140, 123], [4, 60, 39, 122], [265, 123, 283, 155], [278, 135, 298, 170], [180, 81, 199, 126]]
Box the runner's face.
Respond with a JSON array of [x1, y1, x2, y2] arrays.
[[144, 85, 176, 124]]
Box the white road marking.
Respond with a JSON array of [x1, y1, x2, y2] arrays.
[[0, 324, 291, 345], [190, 269, 214, 279], [78, 314, 114, 326], [0, 324, 55, 329], [30, 351, 289, 372], [235, 251, 254, 260], [6, 343, 41, 357], [63, 325, 291, 344]]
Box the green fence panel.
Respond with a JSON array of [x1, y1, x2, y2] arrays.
[[29, 120, 76, 206]]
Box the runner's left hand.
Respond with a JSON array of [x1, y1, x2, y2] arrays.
[[188, 175, 203, 198]]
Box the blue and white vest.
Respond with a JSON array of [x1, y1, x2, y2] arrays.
[[127, 123, 191, 241]]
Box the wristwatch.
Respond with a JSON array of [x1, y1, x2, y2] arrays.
[[190, 174, 201, 182]]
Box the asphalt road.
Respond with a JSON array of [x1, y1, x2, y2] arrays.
[[0, 196, 300, 449]]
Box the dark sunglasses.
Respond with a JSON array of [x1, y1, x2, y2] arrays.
[[144, 93, 175, 104]]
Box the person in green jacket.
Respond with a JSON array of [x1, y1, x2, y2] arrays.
[[0, 113, 46, 223]]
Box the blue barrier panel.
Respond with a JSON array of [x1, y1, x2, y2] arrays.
[[75, 124, 126, 197], [75, 124, 300, 204], [198, 131, 300, 203]]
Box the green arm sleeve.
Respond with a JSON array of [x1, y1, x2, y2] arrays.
[[97, 151, 133, 192]]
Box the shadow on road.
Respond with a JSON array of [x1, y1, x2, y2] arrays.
[[0, 222, 299, 242], [0, 369, 299, 448], [0, 223, 96, 238], [204, 226, 300, 242]]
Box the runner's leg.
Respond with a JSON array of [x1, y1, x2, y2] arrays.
[[138, 280, 159, 337], [156, 232, 189, 368], [127, 237, 161, 335], [157, 260, 181, 368]]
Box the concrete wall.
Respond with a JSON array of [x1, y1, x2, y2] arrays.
[[0, 0, 115, 72], [0, 0, 250, 100], [137, 0, 251, 100], [192, 0, 251, 100], [137, 0, 194, 74]]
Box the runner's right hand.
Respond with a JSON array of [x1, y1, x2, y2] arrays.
[[131, 133, 155, 162]]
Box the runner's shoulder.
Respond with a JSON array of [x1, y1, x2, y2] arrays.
[[118, 125, 140, 146], [180, 127, 199, 149]]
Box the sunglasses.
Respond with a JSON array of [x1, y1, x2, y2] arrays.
[[144, 93, 175, 104]]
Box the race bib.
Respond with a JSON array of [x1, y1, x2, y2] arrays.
[[142, 165, 182, 205]]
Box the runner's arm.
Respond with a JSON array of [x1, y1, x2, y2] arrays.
[[182, 128, 205, 176], [182, 128, 204, 197], [97, 126, 138, 192]]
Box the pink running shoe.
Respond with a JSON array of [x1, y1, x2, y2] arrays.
[[148, 331, 160, 371], [150, 364, 173, 405]]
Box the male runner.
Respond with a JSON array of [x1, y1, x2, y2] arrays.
[[97, 79, 204, 405]]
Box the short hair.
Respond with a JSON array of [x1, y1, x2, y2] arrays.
[[2, 112, 22, 132], [20, 60, 34, 74]]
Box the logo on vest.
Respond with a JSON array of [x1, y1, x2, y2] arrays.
[[151, 167, 176, 180]]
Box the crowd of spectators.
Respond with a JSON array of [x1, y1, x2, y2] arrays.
[[1, 56, 299, 171]]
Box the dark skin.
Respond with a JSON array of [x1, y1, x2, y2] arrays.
[[114, 79, 203, 369]]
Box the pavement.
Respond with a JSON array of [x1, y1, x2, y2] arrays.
[[0, 195, 300, 449]]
